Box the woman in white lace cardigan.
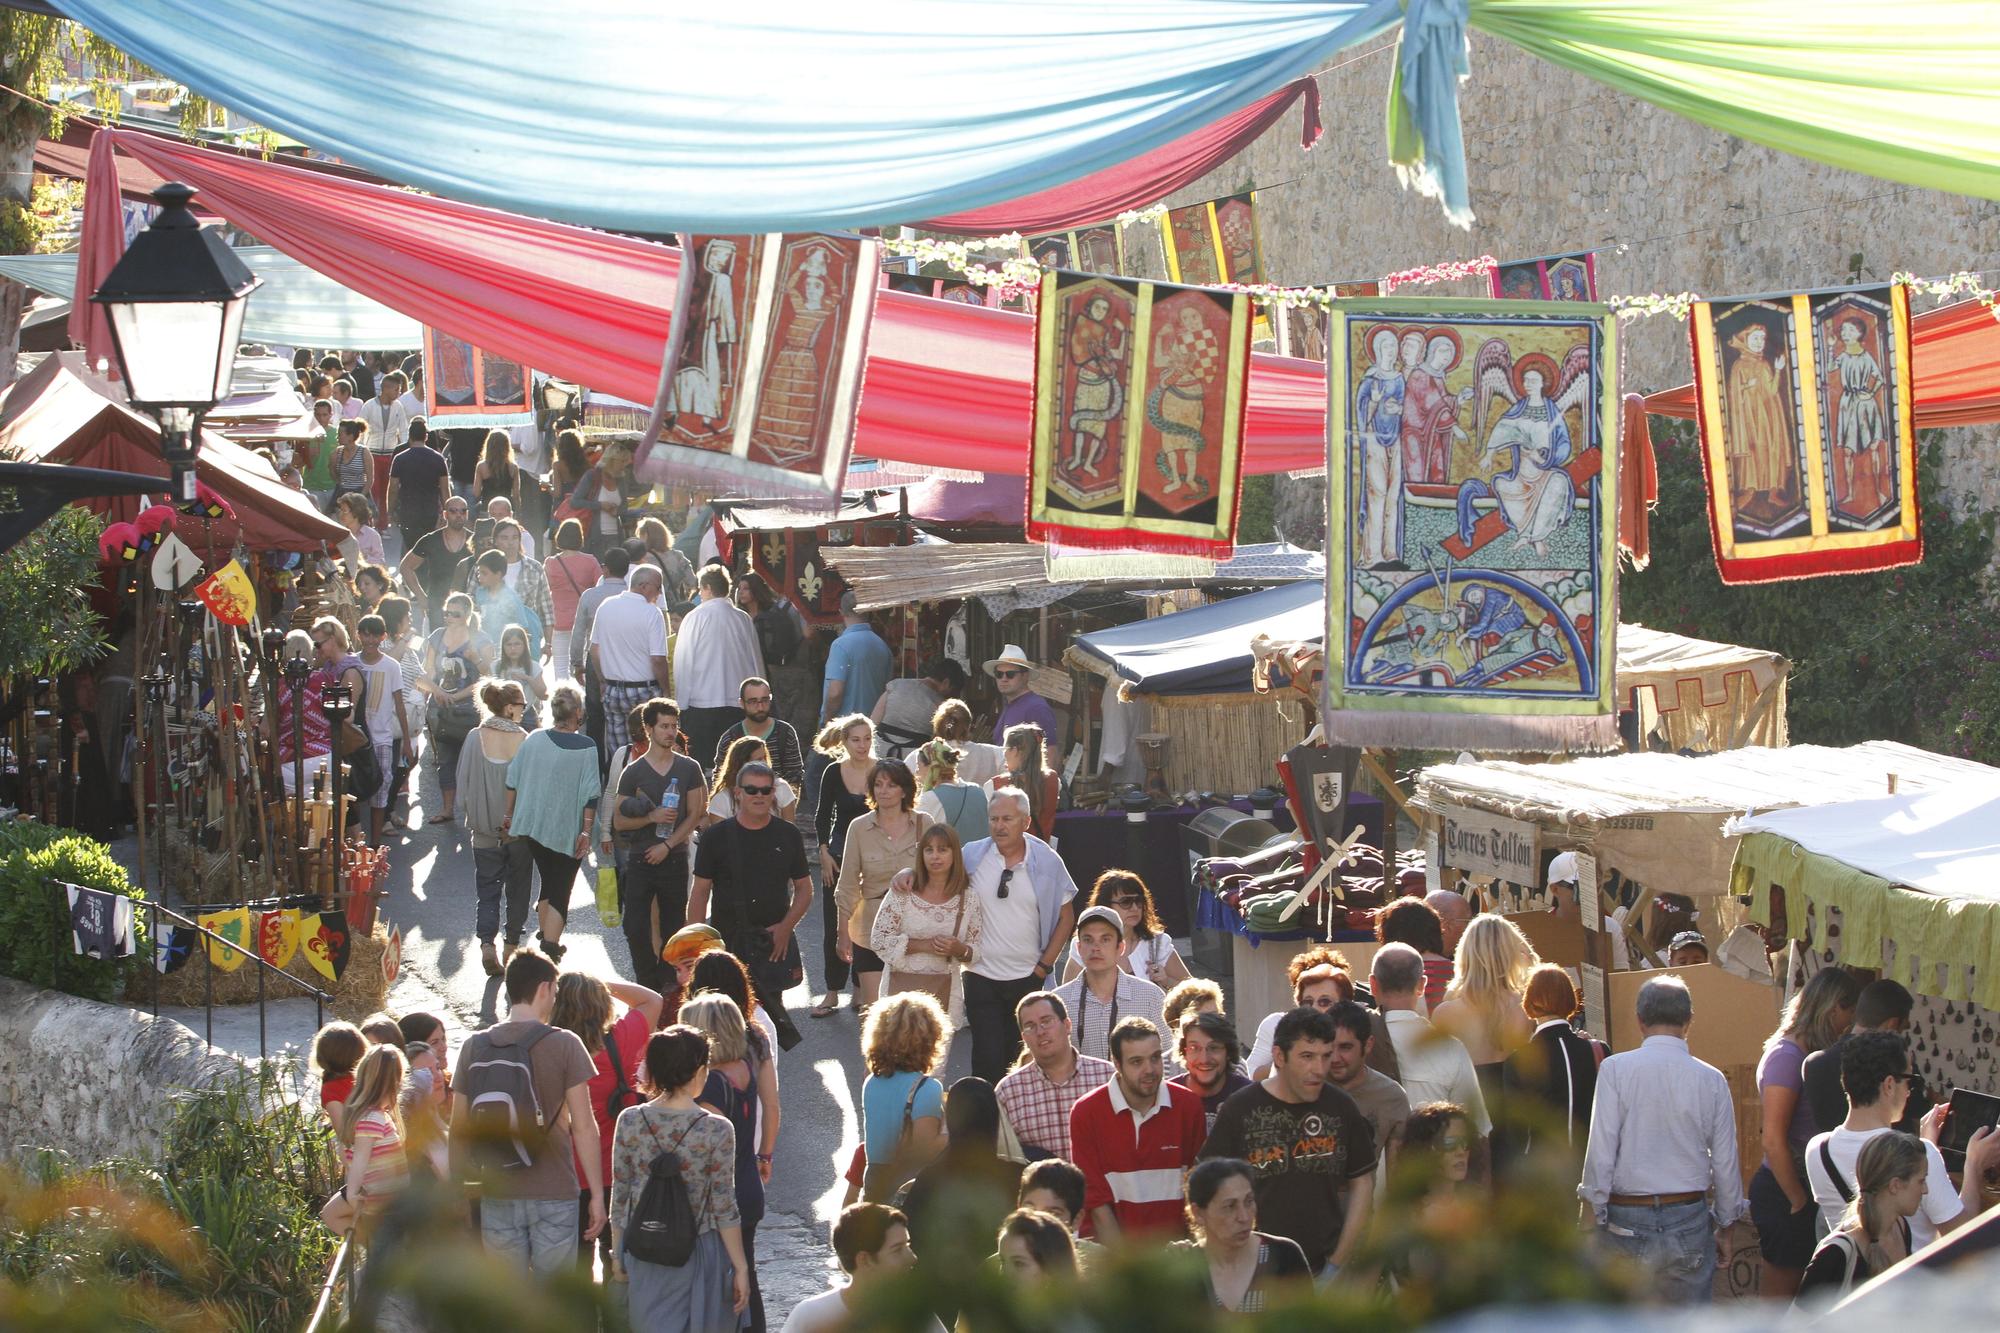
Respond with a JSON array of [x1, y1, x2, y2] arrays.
[[869, 824, 983, 1029]]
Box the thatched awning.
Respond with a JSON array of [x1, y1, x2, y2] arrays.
[[820, 540, 1322, 612]]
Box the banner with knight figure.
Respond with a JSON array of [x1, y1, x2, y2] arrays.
[[1326, 298, 1620, 751], [638, 233, 881, 510], [422, 326, 533, 423], [1689, 282, 1920, 584], [1028, 270, 1251, 558]]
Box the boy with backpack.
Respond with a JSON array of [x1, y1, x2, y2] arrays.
[[451, 949, 606, 1272]]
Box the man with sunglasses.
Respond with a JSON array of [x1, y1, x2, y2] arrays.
[[398, 495, 474, 632], [1805, 1029, 1996, 1251], [688, 759, 813, 1038], [983, 644, 1058, 746], [897, 787, 1077, 1084]]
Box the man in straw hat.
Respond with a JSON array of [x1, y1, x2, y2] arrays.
[[984, 643, 1058, 746]]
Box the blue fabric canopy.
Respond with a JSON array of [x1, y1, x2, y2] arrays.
[[52, 0, 1402, 233], [0, 246, 420, 352], [1071, 579, 1324, 697]]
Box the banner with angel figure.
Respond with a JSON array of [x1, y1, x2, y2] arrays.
[[1028, 270, 1251, 557], [638, 232, 881, 510], [1326, 298, 1620, 751], [1689, 282, 1920, 584]]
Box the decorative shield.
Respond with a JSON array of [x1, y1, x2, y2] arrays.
[[381, 924, 403, 988], [197, 907, 251, 972], [302, 911, 351, 984], [256, 909, 300, 970]]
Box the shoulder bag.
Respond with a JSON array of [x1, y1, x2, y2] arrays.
[[861, 1074, 938, 1203]]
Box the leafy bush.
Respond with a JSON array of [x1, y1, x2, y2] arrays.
[[0, 1064, 339, 1332], [1624, 422, 2000, 756], [0, 822, 145, 1003]]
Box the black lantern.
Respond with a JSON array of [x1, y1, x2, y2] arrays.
[[89, 182, 261, 503], [260, 624, 288, 663]]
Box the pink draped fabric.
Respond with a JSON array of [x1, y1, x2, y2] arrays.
[[72, 128, 1331, 477], [920, 78, 1322, 235]]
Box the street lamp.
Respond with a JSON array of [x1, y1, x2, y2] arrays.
[[89, 182, 261, 503]]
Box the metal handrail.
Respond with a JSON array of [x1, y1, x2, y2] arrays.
[[302, 1234, 354, 1333], [48, 878, 334, 1057]]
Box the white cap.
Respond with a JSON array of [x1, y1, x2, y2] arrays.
[[1546, 851, 1580, 889]]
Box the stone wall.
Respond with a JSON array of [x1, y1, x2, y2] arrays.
[[0, 977, 251, 1164], [1132, 34, 2000, 537]]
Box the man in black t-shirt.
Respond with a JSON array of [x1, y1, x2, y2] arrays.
[[1803, 979, 1923, 1134], [399, 497, 475, 631], [688, 759, 812, 1026], [611, 698, 705, 990], [1200, 1006, 1377, 1277], [387, 422, 452, 551]]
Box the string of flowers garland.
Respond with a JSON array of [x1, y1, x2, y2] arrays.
[[1379, 255, 1497, 294], [1893, 269, 2000, 322]]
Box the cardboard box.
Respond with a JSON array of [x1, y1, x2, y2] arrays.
[[1507, 909, 1587, 970], [1602, 962, 1779, 1067]]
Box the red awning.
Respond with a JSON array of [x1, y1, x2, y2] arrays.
[[1644, 298, 2000, 428], [0, 352, 346, 554], [71, 127, 1331, 479]]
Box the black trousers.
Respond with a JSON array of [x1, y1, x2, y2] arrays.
[[963, 971, 1043, 1086], [620, 846, 688, 990], [680, 706, 744, 779], [819, 855, 849, 993], [530, 842, 582, 924]]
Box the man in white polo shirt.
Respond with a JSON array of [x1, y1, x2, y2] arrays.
[[588, 563, 670, 756]]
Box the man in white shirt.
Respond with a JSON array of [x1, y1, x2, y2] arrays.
[[1805, 1029, 1997, 1251], [1371, 943, 1490, 1135], [588, 563, 671, 755], [1052, 907, 1166, 1065], [1578, 975, 1746, 1304], [782, 1202, 941, 1333], [490, 518, 552, 651], [672, 563, 764, 771], [360, 370, 416, 465], [354, 614, 410, 847]]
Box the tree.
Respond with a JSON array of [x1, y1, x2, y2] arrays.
[[0, 502, 104, 679]]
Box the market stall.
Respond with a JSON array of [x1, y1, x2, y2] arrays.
[[1731, 784, 2000, 1099]]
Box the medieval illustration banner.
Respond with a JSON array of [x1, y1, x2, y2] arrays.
[[1489, 251, 1597, 302], [1028, 270, 1251, 557], [1689, 282, 1920, 584], [638, 233, 881, 509], [422, 326, 534, 424], [882, 268, 996, 308], [1160, 192, 1267, 336], [1278, 282, 1381, 362], [1326, 298, 1620, 751], [1024, 225, 1126, 277]]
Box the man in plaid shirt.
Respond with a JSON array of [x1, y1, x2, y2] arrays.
[[996, 991, 1113, 1162]]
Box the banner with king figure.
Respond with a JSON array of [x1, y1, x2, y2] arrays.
[[1689, 282, 1920, 584], [1028, 271, 1251, 558], [638, 232, 881, 510], [1326, 297, 1620, 751]]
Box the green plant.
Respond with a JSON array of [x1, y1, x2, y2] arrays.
[[0, 822, 144, 1002], [0, 504, 107, 681], [1623, 421, 2000, 757]]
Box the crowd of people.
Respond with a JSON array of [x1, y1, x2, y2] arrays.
[[276, 351, 1999, 1331]]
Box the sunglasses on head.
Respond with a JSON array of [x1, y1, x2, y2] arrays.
[[997, 866, 1015, 899], [740, 784, 774, 796]]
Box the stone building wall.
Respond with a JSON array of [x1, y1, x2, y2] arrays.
[[1125, 34, 2000, 535]]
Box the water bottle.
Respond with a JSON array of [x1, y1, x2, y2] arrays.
[[657, 777, 681, 840]]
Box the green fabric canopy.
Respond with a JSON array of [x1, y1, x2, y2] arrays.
[[1471, 0, 2000, 208]]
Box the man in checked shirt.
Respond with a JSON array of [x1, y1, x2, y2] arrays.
[[996, 991, 1113, 1163]]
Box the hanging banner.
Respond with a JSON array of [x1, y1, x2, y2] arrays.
[[1489, 251, 1598, 302], [882, 270, 996, 307], [194, 559, 256, 627], [1160, 192, 1267, 336], [65, 883, 135, 960], [637, 232, 881, 509], [1435, 802, 1541, 884], [1325, 297, 1620, 751], [256, 908, 300, 971], [1023, 224, 1126, 277], [1027, 271, 1251, 558], [197, 907, 252, 972], [1277, 282, 1381, 362], [302, 910, 351, 984], [1690, 282, 1921, 584], [422, 326, 534, 424]]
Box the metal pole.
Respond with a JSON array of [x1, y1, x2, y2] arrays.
[[149, 900, 158, 1017]]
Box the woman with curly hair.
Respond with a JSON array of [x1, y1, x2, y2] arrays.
[[1063, 870, 1189, 989], [858, 991, 949, 1202], [1396, 1101, 1476, 1208], [1246, 945, 1356, 1080]]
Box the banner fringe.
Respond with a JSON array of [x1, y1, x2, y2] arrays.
[[1321, 707, 1620, 755]]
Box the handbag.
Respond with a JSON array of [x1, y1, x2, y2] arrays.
[[595, 861, 623, 928]]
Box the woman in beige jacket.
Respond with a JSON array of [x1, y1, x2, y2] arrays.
[[835, 759, 931, 1013]]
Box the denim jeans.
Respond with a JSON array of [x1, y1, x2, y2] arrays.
[[474, 838, 536, 946], [1602, 1198, 1717, 1304], [481, 1196, 578, 1275]]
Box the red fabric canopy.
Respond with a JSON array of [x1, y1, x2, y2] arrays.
[[919, 78, 1321, 235], [0, 352, 346, 554], [1644, 298, 2000, 428], [72, 128, 1331, 479]]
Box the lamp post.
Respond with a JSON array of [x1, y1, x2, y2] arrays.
[[141, 656, 173, 898], [281, 653, 311, 895], [89, 183, 261, 504]]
